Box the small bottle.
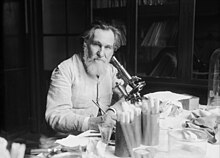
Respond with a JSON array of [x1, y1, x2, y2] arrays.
[[207, 48, 220, 111]]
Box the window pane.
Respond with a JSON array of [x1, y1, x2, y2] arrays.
[[68, 36, 82, 57], [193, 0, 220, 80], [43, 37, 67, 70], [42, 0, 66, 34], [67, 0, 86, 34]]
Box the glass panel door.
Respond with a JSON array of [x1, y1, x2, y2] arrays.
[[193, 0, 220, 80], [137, 0, 179, 78], [42, 0, 87, 70]]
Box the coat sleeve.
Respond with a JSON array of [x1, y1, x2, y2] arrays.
[[45, 62, 89, 133]]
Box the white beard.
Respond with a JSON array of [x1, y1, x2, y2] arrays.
[[83, 46, 108, 78]]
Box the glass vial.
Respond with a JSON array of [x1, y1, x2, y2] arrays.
[[207, 48, 220, 110]]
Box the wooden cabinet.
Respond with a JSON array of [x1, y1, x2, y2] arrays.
[[1, 0, 30, 132], [90, 0, 220, 104]]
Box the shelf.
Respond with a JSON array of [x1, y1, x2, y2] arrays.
[[138, 3, 179, 17], [139, 76, 208, 88], [140, 44, 177, 49], [93, 4, 180, 18], [93, 7, 127, 20]]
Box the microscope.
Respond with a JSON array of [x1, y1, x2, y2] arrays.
[[111, 56, 146, 103]]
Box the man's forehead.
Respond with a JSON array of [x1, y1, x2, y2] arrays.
[[93, 29, 115, 45]]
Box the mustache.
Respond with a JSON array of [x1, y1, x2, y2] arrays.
[[88, 57, 106, 63]]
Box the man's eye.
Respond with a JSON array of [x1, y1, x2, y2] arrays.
[[105, 46, 113, 50], [91, 41, 98, 45], [92, 42, 101, 47]]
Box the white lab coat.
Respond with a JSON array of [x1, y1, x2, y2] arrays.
[[45, 54, 122, 133]]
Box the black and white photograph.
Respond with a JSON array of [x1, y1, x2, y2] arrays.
[[1, 0, 220, 158]]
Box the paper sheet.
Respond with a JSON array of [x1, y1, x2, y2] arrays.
[[55, 130, 101, 148], [144, 91, 192, 102], [55, 135, 88, 147]]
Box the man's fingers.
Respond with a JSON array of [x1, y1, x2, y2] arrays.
[[110, 114, 117, 121]]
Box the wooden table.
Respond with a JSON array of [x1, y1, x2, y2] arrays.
[[104, 129, 219, 158]]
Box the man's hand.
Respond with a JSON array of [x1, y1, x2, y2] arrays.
[[106, 109, 117, 120], [88, 112, 116, 131]]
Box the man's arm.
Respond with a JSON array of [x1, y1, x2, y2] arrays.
[[45, 62, 89, 133]]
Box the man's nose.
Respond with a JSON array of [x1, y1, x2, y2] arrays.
[[97, 46, 105, 57]]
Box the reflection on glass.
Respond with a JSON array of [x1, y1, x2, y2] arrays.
[[137, 2, 179, 78], [193, 1, 220, 80]]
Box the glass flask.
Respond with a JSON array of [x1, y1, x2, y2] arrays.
[[207, 48, 220, 110]]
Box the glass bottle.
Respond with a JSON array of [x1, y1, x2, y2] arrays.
[[207, 48, 220, 111]]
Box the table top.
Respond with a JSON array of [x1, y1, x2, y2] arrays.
[[25, 128, 219, 158], [104, 129, 220, 158], [24, 107, 220, 158]]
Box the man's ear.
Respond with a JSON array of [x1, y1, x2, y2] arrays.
[[83, 41, 87, 49], [83, 42, 88, 52], [83, 42, 89, 61]]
